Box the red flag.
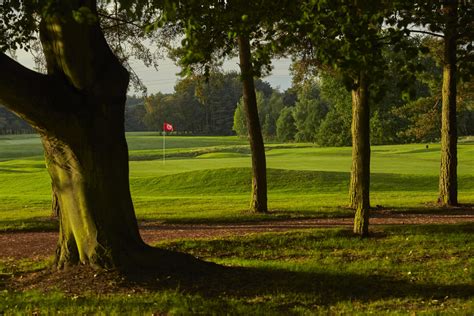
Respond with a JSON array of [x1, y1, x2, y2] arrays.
[[163, 122, 174, 132]]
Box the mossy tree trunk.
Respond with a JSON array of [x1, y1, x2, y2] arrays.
[[0, 2, 202, 270], [349, 72, 371, 237], [238, 35, 268, 213], [438, 0, 458, 207], [51, 189, 60, 218]]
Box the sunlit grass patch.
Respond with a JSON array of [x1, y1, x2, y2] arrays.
[[0, 134, 473, 231]]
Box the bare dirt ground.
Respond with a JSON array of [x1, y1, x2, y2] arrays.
[[2, 209, 474, 260]]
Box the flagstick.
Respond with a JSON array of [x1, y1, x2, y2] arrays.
[[163, 130, 166, 165]]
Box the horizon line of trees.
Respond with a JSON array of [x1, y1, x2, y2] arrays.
[[134, 46, 473, 145], [4, 63, 472, 145], [119, 35, 474, 147]]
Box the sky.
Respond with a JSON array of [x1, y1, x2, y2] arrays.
[[16, 49, 294, 95]]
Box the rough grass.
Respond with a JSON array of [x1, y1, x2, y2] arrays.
[[1, 224, 472, 314]]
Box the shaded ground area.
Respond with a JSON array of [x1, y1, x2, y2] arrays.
[[1, 209, 474, 260], [5, 258, 474, 305], [1, 219, 473, 314]]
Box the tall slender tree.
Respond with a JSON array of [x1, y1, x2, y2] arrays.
[[163, 0, 296, 212], [292, 0, 416, 236], [439, 1, 459, 206], [397, 0, 473, 206], [237, 34, 268, 211]]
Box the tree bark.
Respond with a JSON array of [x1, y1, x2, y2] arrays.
[[237, 35, 268, 213], [349, 72, 371, 237], [51, 189, 60, 218], [438, 0, 458, 206], [0, 2, 205, 271]]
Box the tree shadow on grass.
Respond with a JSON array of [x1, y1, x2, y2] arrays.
[[125, 263, 473, 308], [4, 224, 473, 311], [7, 244, 473, 308], [128, 224, 474, 307]]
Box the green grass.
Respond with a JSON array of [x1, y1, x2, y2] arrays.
[[0, 133, 473, 230], [1, 224, 472, 314], [1, 134, 473, 314]]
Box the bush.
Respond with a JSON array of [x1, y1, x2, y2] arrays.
[[276, 107, 296, 142]]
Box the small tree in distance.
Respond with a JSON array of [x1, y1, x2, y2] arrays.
[[276, 107, 297, 142]]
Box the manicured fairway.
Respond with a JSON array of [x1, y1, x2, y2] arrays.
[[0, 133, 473, 230]]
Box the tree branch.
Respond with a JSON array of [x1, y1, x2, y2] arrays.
[[98, 12, 145, 30], [0, 52, 80, 132], [0, 53, 50, 117], [408, 29, 445, 38], [40, 12, 129, 98]]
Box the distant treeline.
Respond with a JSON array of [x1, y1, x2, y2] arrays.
[[234, 73, 474, 145], [2, 68, 473, 144], [137, 72, 295, 135], [125, 68, 473, 145], [0, 106, 34, 135]]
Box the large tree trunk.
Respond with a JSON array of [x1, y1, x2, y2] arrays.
[[41, 121, 143, 268], [0, 2, 203, 271], [349, 72, 371, 237], [238, 35, 268, 213], [438, 0, 458, 206], [51, 189, 60, 218]]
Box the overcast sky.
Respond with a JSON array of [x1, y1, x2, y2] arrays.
[[16, 50, 293, 95]]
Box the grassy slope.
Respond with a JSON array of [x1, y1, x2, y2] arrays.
[[0, 133, 473, 228]]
